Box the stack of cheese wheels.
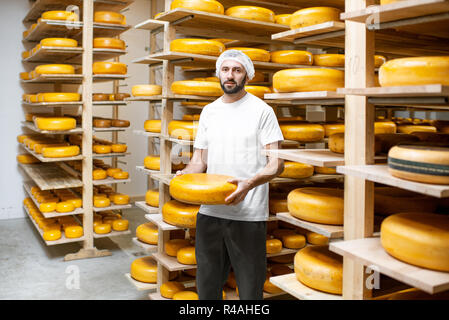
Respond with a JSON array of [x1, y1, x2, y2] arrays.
[[136, 222, 158, 245], [171, 0, 224, 14], [93, 61, 127, 74], [290, 7, 342, 29], [162, 200, 199, 228], [375, 187, 437, 216], [93, 37, 125, 50], [288, 187, 344, 225], [379, 56, 449, 87], [397, 124, 437, 134], [94, 11, 126, 24], [279, 122, 324, 142], [273, 68, 344, 92], [171, 80, 223, 96], [275, 14, 292, 26], [169, 173, 237, 205], [294, 245, 343, 295], [161, 281, 186, 299], [381, 212, 449, 272], [388, 144, 449, 184], [34, 64, 75, 75], [225, 6, 275, 23], [170, 38, 225, 56], [132, 84, 162, 96], [227, 47, 270, 62], [270, 50, 313, 65], [130, 256, 157, 283], [313, 54, 345, 67], [244, 85, 271, 99], [144, 119, 161, 133], [40, 38, 78, 48], [168, 120, 198, 140], [34, 116, 76, 131], [37, 92, 80, 102], [41, 10, 79, 21], [279, 162, 314, 179]]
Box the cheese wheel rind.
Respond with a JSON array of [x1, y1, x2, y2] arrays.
[[273, 68, 344, 92], [225, 6, 275, 23], [171, 0, 224, 14], [170, 38, 225, 56], [290, 7, 342, 29]]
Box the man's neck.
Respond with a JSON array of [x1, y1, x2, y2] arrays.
[[222, 89, 247, 104]]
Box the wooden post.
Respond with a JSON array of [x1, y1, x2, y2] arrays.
[[342, 0, 376, 299]]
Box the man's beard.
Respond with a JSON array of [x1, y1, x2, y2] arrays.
[[220, 78, 246, 94]]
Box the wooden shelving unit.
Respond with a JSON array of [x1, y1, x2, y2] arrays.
[[19, 0, 133, 261]]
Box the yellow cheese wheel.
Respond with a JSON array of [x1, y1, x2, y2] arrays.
[[161, 281, 186, 299], [110, 194, 130, 205], [20, 71, 31, 79], [144, 120, 161, 133], [172, 291, 199, 300], [168, 120, 199, 141], [34, 117, 76, 131], [381, 0, 401, 4], [171, 0, 224, 14], [294, 245, 343, 294], [290, 7, 342, 29], [381, 212, 449, 272], [113, 171, 129, 180], [397, 125, 437, 134], [171, 80, 223, 96], [94, 197, 110, 208], [42, 146, 80, 158], [162, 200, 199, 228], [112, 219, 129, 231], [35, 64, 74, 75], [144, 156, 160, 170], [94, 223, 111, 234], [270, 50, 313, 65], [93, 62, 127, 75], [225, 6, 275, 23], [269, 198, 288, 215], [40, 38, 78, 47], [65, 225, 83, 238], [130, 257, 157, 283], [145, 189, 159, 207], [106, 168, 122, 178], [169, 173, 237, 205], [165, 239, 191, 257], [288, 187, 344, 225], [375, 55, 387, 68], [275, 14, 292, 26], [279, 123, 325, 142], [170, 38, 225, 56], [328, 132, 344, 154], [111, 144, 127, 153], [182, 114, 201, 121], [375, 121, 397, 134], [244, 85, 271, 99], [39, 202, 57, 213], [132, 84, 162, 96], [93, 37, 125, 50], [65, 197, 82, 209], [313, 54, 345, 67], [266, 238, 283, 254], [281, 233, 306, 249], [38, 92, 80, 102], [264, 272, 283, 294], [94, 11, 126, 25], [177, 246, 197, 265], [136, 223, 158, 245], [43, 229, 62, 241], [93, 144, 112, 154], [279, 161, 314, 179], [17, 154, 40, 164], [388, 144, 449, 184], [314, 167, 337, 175], [55, 201, 75, 213], [379, 56, 449, 87], [273, 68, 344, 92], [305, 231, 329, 245], [322, 122, 345, 137], [41, 11, 79, 21], [226, 47, 270, 62]]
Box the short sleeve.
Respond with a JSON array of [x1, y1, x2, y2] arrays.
[[193, 108, 208, 149], [259, 107, 284, 146]]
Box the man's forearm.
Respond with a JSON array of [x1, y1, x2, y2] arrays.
[[180, 162, 207, 174], [246, 158, 284, 190]]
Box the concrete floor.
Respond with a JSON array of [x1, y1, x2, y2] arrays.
[[0, 208, 152, 300]]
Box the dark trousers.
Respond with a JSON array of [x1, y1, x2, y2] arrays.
[[195, 213, 267, 300]]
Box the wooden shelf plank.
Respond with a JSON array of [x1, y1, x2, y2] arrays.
[[92, 100, 128, 106], [124, 273, 158, 291], [92, 152, 130, 158], [93, 204, 132, 212], [135, 166, 159, 176], [20, 144, 84, 163], [270, 174, 343, 184], [276, 212, 343, 239], [162, 135, 194, 146], [23, 46, 83, 63], [21, 74, 84, 84], [153, 252, 196, 272], [151, 172, 174, 185], [92, 177, 131, 186], [135, 201, 159, 214], [338, 85, 449, 98], [93, 127, 128, 132], [19, 163, 83, 190], [21, 121, 83, 135], [272, 21, 345, 42], [22, 100, 127, 107], [262, 149, 345, 167], [132, 237, 157, 253], [133, 130, 161, 138], [341, 0, 449, 24], [329, 237, 449, 294], [93, 229, 131, 238], [265, 91, 345, 101], [269, 273, 342, 300], [126, 95, 163, 101], [337, 164, 449, 198], [266, 247, 298, 258], [145, 214, 180, 231]]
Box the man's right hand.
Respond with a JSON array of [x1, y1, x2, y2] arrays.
[[175, 170, 184, 176]]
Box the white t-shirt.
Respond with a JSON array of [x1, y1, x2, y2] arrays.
[[193, 92, 284, 221]]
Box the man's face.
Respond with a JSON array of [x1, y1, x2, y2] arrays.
[[218, 60, 247, 94]]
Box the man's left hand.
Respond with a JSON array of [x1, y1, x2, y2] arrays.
[[225, 178, 252, 205]]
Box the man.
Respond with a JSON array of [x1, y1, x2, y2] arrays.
[[175, 49, 285, 300]]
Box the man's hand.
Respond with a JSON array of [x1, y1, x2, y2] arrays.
[[224, 178, 253, 206], [175, 170, 184, 176]]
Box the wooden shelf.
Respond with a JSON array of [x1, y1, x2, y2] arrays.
[[24, 46, 127, 64], [337, 164, 449, 198], [266, 247, 298, 258], [153, 252, 196, 272], [124, 273, 158, 291], [93, 127, 128, 132], [133, 130, 161, 138], [21, 74, 84, 84], [269, 273, 342, 300], [276, 212, 343, 239], [145, 214, 180, 231], [93, 229, 131, 238], [19, 163, 83, 190], [135, 201, 159, 214], [20, 144, 84, 163], [329, 237, 449, 295], [270, 174, 343, 184], [126, 96, 163, 102], [135, 165, 159, 176], [272, 21, 345, 43], [162, 136, 194, 146], [24, 205, 85, 246], [22, 100, 127, 107], [219, 0, 345, 12], [23, 181, 84, 218], [132, 237, 157, 253], [126, 94, 214, 101], [93, 152, 130, 158], [151, 172, 174, 185], [93, 203, 132, 212], [93, 100, 128, 106], [92, 176, 131, 186], [21, 121, 83, 135], [264, 91, 345, 106], [262, 149, 345, 167]]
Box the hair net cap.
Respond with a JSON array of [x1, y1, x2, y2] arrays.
[[216, 49, 255, 80]]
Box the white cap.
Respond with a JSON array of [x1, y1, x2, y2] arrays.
[[215, 49, 255, 80]]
